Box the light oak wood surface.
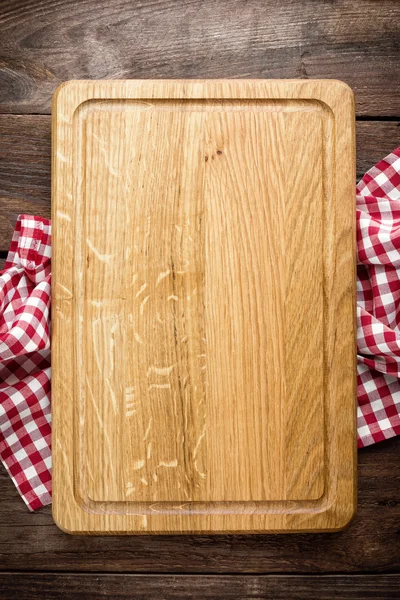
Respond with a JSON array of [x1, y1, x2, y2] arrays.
[[52, 79, 356, 534]]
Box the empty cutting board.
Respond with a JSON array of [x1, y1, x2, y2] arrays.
[[52, 79, 356, 534]]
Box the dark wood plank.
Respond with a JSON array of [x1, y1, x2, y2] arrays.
[[0, 0, 399, 115], [357, 121, 400, 176], [0, 115, 51, 249], [0, 116, 399, 251], [0, 437, 399, 573], [0, 573, 399, 599]]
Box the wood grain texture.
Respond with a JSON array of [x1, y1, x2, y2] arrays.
[[356, 121, 400, 175], [0, 0, 398, 590], [51, 79, 356, 534], [0, 0, 399, 116], [0, 117, 398, 253], [1, 437, 399, 572], [0, 573, 399, 600], [0, 114, 51, 248]]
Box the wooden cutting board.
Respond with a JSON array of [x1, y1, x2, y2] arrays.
[[52, 79, 356, 534]]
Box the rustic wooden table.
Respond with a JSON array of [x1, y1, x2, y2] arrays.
[[0, 1, 399, 598]]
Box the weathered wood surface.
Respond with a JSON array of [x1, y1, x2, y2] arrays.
[[0, 0, 399, 116], [0, 573, 399, 600], [0, 437, 399, 572], [356, 121, 400, 175], [1, 116, 398, 252], [0, 115, 50, 249], [0, 0, 399, 595]]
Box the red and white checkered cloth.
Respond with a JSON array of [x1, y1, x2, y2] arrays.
[[357, 147, 400, 447], [0, 216, 52, 510], [1, 149, 400, 510]]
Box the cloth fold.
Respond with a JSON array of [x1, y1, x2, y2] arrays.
[[0, 216, 52, 510], [357, 147, 400, 446]]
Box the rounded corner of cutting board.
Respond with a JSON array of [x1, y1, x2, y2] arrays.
[[52, 502, 77, 536]]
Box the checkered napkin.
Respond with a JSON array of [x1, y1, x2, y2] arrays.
[[357, 147, 400, 447], [1, 149, 400, 510], [0, 216, 52, 510]]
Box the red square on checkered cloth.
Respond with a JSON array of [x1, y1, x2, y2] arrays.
[[0, 216, 51, 510], [357, 147, 400, 447], [1, 148, 400, 510]]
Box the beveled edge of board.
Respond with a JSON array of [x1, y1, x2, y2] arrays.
[[51, 79, 357, 535]]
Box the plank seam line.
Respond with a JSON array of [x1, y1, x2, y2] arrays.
[[0, 571, 400, 577], [356, 116, 400, 122]]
